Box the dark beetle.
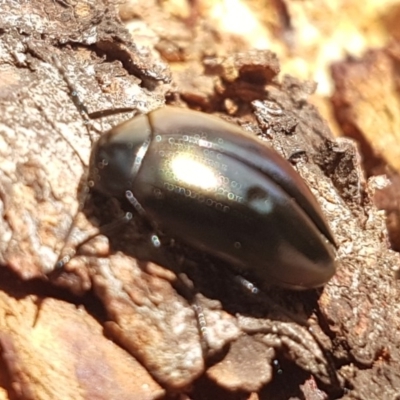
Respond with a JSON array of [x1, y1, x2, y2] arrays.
[[89, 106, 337, 290]]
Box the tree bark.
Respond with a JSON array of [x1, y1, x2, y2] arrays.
[[0, 1, 399, 399]]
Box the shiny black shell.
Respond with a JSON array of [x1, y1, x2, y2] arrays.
[[89, 106, 337, 290]]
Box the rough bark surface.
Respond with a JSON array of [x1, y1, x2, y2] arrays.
[[331, 45, 400, 253], [0, 1, 400, 399]]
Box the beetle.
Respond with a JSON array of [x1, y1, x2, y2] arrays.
[[88, 105, 337, 290]]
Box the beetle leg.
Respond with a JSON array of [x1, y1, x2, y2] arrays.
[[192, 296, 209, 353], [150, 234, 161, 248], [126, 186, 210, 345], [238, 315, 340, 387], [125, 190, 147, 216], [233, 275, 312, 328], [234, 275, 260, 295]]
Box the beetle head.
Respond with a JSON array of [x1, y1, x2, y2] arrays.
[[89, 114, 152, 197]]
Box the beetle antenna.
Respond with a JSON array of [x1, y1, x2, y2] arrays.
[[51, 55, 139, 131], [51, 56, 90, 122], [48, 56, 141, 275], [45, 55, 96, 276], [88, 107, 139, 120], [50, 55, 99, 145], [47, 56, 107, 274]]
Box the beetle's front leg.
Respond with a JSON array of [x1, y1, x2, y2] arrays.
[[50, 211, 134, 275]]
